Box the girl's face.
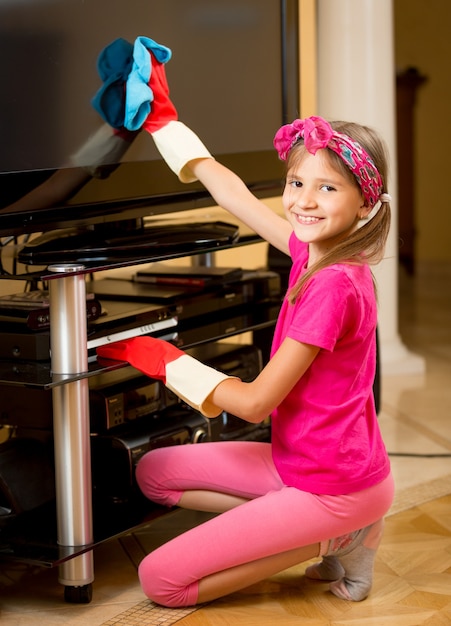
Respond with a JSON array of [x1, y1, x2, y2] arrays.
[[282, 148, 370, 265]]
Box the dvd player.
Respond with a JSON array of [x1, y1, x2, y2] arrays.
[[0, 300, 178, 361], [86, 300, 178, 349]]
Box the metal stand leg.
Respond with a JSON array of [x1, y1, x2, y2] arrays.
[[48, 264, 94, 601]]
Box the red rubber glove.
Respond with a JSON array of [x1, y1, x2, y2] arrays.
[[97, 336, 234, 417], [141, 51, 178, 134], [97, 336, 182, 383], [138, 47, 212, 183]]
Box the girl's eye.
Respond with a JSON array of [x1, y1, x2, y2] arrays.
[[287, 179, 302, 189], [321, 184, 336, 192]]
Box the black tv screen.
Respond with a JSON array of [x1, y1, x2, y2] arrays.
[[0, 0, 299, 237]]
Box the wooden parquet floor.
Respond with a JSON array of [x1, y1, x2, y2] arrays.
[[173, 494, 451, 626], [2, 493, 450, 626]]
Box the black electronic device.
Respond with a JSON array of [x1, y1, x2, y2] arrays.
[[89, 369, 174, 433], [134, 264, 243, 287], [0, 365, 172, 434], [0, 0, 299, 238], [91, 405, 210, 505], [0, 341, 269, 437], [0, 298, 102, 331], [0, 299, 178, 361], [0, 329, 55, 362], [86, 299, 178, 350], [0, 438, 55, 530], [171, 304, 279, 349], [88, 270, 282, 323]]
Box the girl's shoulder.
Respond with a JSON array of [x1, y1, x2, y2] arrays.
[[312, 261, 373, 292]]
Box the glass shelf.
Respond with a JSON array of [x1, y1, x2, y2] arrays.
[[0, 499, 172, 567], [0, 358, 123, 389], [1, 231, 261, 281]]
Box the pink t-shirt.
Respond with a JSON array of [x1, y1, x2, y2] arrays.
[[270, 234, 390, 495]]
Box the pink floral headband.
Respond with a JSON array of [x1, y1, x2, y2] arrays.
[[274, 116, 386, 208]]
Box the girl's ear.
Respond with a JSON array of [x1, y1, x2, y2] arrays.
[[359, 202, 372, 220]]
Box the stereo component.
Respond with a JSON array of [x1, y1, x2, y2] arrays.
[[91, 405, 210, 504], [89, 368, 174, 432]]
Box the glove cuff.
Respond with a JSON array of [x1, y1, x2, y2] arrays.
[[151, 121, 213, 183], [165, 354, 234, 417]]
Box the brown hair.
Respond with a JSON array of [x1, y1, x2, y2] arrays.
[[286, 120, 391, 304]]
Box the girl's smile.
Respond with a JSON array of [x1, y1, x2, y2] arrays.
[[293, 214, 323, 225]]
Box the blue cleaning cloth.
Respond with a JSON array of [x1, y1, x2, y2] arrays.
[[91, 38, 134, 128], [124, 36, 172, 131]]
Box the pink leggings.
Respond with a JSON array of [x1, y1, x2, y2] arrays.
[[135, 441, 394, 607]]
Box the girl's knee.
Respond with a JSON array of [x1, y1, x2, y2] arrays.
[[135, 448, 158, 491], [138, 551, 198, 607], [138, 553, 169, 605], [135, 447, 180, 507]]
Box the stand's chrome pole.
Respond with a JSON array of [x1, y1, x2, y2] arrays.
[[192, 252, 215, 267], [48, 264, 94, 588]]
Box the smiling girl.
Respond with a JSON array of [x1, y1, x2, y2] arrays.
[[98, 115, 394, 608]]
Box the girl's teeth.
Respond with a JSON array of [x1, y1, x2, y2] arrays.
[[298, 215, 320, 223]]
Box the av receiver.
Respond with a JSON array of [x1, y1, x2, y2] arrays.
[[89, 368, 173, 432], [0, 366, 174, 434], [91, 405, 210, 505]]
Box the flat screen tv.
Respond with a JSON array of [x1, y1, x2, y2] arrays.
[[0, 0, 299, 238]]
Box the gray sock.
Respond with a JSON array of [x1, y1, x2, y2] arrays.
[[329, 544, 376, 601], [323, 522, 383, 602], [305, 555, 345, 581]]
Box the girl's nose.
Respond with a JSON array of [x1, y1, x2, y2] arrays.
[[297, 189, 317, 210]]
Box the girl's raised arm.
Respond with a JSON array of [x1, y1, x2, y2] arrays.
[[151, 120, 291, 254], [141, 47, 292, 253], [189, 157, 291, 254]]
